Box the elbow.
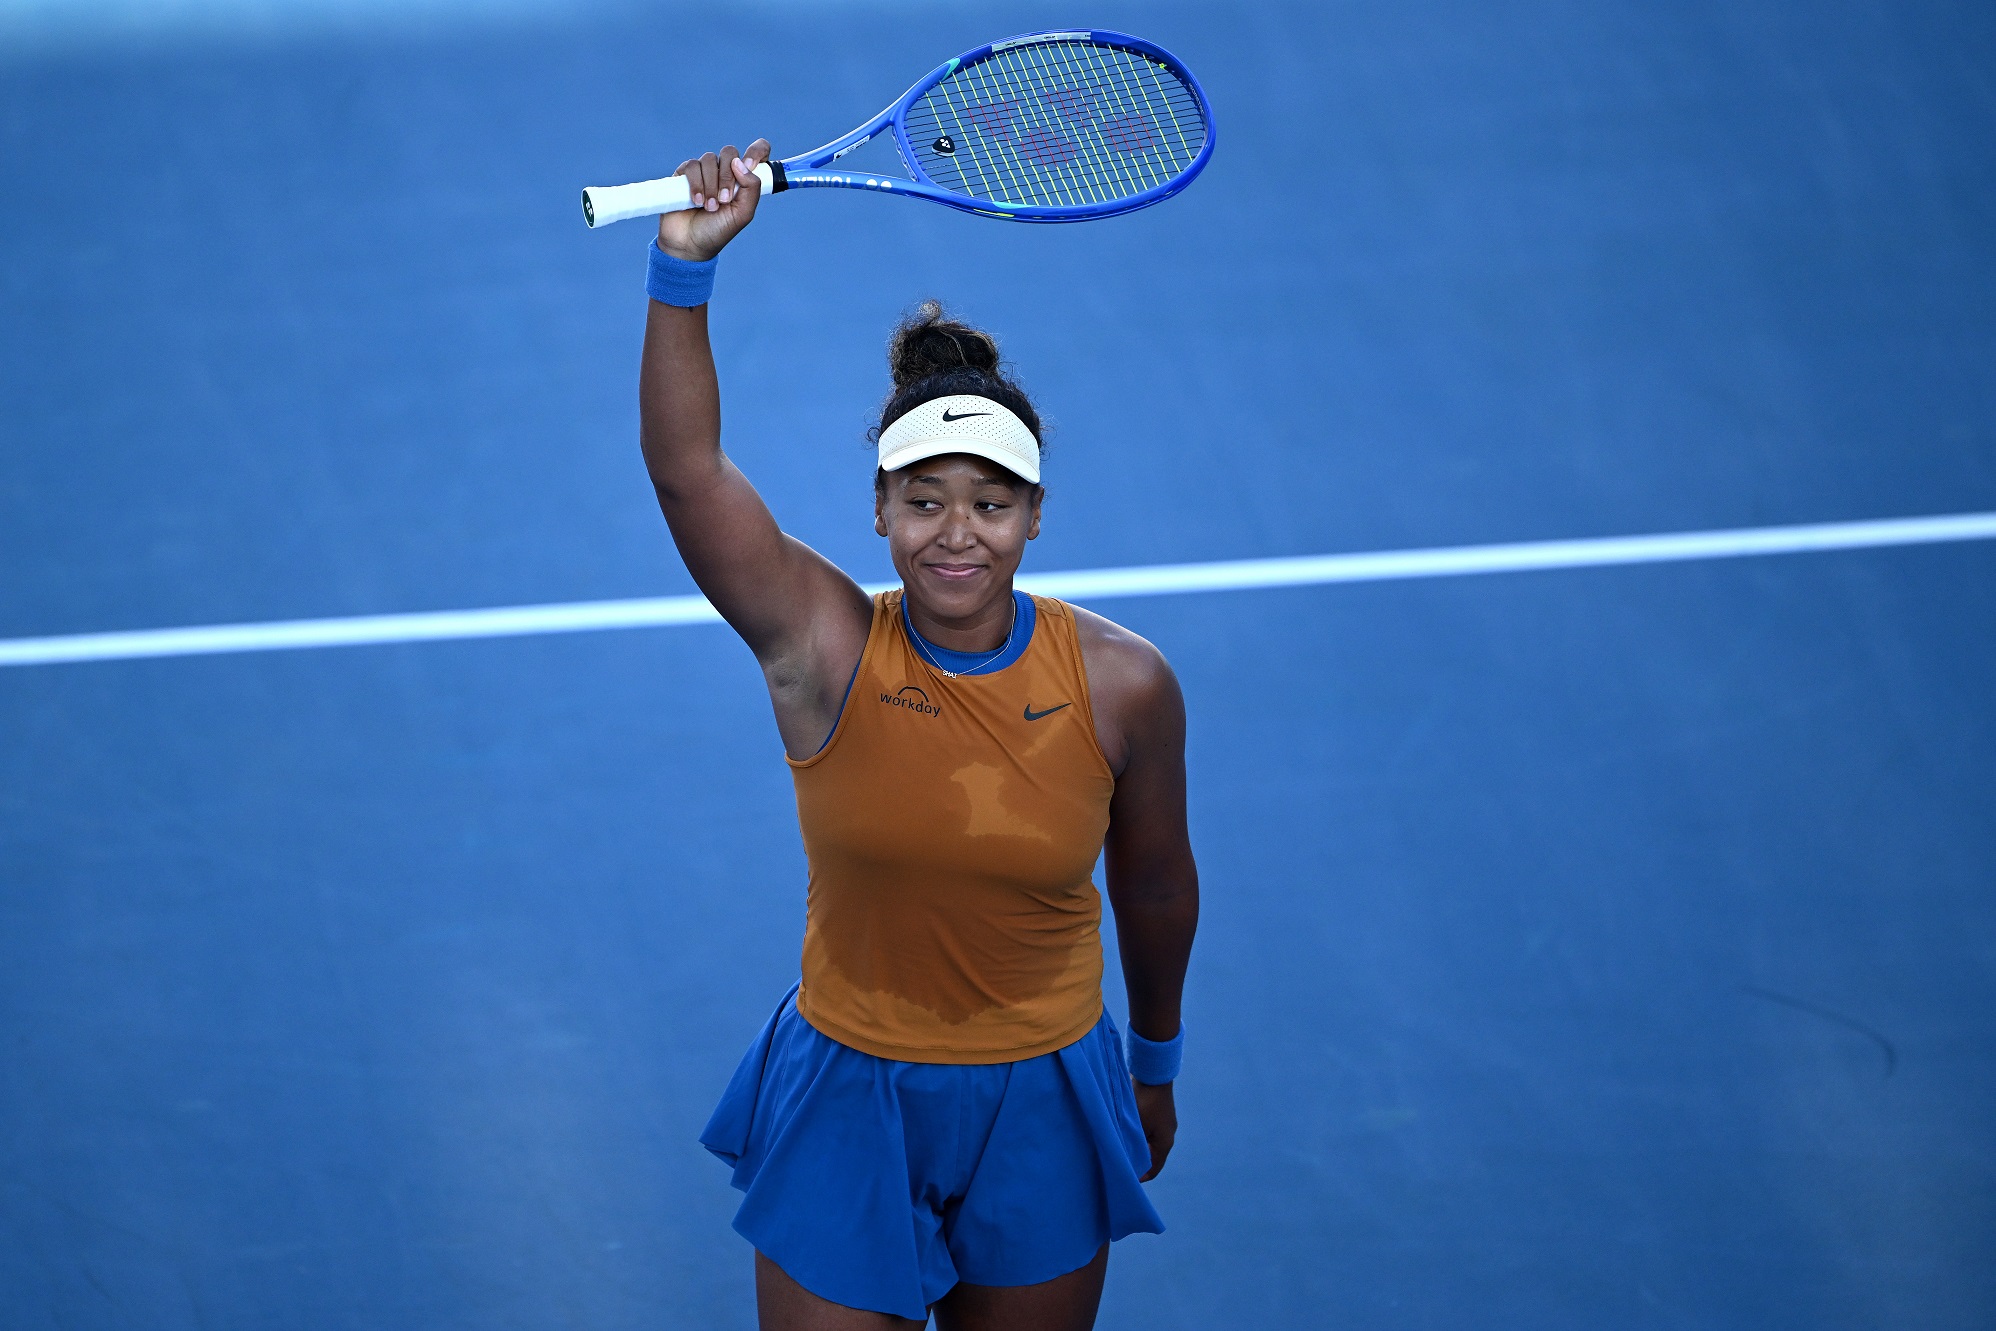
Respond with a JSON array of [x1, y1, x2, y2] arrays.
[[641, 444, 721, 508], [649, 472, 692, 507], [1109, 866, 1200, 916]]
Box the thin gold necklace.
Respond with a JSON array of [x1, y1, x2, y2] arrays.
[[908, 595, 1018, 679]]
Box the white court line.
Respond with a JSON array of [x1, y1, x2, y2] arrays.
[[3, 511, 1994, 669]]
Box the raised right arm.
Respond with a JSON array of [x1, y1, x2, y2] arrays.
[[639, 142, 871, 754]]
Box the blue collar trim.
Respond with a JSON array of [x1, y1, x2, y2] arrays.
[[903, 591, 1036, 675]]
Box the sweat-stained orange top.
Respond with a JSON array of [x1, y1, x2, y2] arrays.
[[788, 590, 1115, 1063]]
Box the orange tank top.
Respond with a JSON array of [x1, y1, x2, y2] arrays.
[[789, 590, 1115, 1063]]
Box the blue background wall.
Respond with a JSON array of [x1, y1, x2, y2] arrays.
[[3, 1, 1993, 1325]]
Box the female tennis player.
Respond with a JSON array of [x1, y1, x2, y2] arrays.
[[639, 141, 1199, 1331]]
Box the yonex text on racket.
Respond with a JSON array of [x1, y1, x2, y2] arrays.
[[582, 29, 1214, 227]]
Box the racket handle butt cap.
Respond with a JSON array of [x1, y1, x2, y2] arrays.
[[582, 162, 775, 228]]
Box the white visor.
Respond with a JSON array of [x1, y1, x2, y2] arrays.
[[876, 394, 1041, 485]]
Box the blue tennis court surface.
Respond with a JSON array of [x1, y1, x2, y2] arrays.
[[3, 1, 1993, 1326]]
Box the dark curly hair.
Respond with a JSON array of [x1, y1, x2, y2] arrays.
[[869, 301, 1043, 491]]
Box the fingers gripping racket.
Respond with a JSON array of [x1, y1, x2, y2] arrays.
[[582, 29, 1214, 227]]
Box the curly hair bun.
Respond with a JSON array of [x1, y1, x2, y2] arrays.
[[870, 300, 1044, 467], [888, 300, 1002, 389]]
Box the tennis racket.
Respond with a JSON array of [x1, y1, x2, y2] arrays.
[[581, 28, 1213, 227]]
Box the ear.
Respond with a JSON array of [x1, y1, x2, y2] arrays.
[[1026, 484, 1045, 540], [874, 487, 888, 537]]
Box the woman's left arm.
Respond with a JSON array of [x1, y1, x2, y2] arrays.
[[1088, 618, 1200, 1182]]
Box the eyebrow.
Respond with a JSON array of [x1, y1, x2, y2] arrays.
[[904, 472, 1021, 489]]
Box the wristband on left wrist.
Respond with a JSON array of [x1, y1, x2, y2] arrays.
[[1126, 1021, 1184, 1086]]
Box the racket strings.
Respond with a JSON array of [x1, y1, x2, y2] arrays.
[[906, 40, 1207, 208]]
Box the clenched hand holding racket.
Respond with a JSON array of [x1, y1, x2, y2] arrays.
[[582, 29, 1213, 228]]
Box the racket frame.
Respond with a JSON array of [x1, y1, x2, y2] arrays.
[[770, 29, 1214, 223]]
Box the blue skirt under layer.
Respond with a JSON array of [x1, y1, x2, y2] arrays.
[[701, 984, 1164, 1320]]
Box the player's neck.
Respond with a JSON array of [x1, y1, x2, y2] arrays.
[[904, 587, 1016, 654]]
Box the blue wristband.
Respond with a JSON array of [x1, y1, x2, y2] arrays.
[[1126, 1022, 1183, 1085], [646, 240, 718, 307]]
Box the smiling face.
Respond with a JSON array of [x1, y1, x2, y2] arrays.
[[875, 453, 1044, 643]]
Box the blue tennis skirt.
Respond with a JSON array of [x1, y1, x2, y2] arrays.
[[700, 984, 1164, 1320]]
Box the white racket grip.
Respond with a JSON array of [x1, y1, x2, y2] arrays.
[[581, 162, 774, 228]]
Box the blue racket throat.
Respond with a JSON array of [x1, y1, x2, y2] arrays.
[[582, 30, 1213, 227]]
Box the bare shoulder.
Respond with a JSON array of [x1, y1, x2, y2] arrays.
[[1070, 603, 1174, 694], [1068, 603, 1184, 772]]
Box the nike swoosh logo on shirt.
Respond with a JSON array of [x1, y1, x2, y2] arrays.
[[1023, 703, 1071, 722], [941, 408, 992, 422]]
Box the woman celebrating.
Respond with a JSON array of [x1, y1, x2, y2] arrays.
[[640, 140, 1200, 1331]]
